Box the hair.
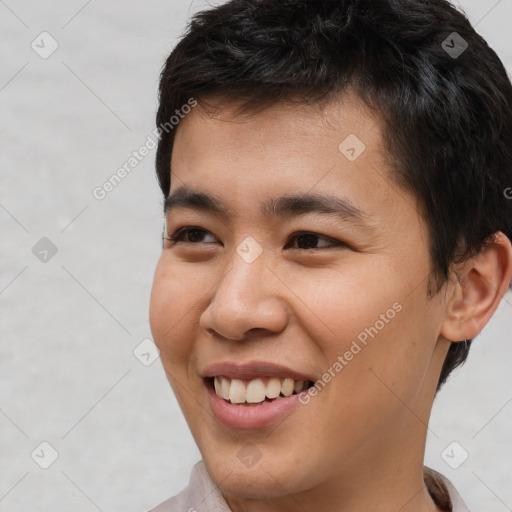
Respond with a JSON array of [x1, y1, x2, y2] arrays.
[[155, 0, 512, 391]]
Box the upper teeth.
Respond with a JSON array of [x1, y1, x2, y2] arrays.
[[213, 376, 307, 404]]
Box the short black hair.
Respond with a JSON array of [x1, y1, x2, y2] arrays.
[[155, 0, 512, 391]]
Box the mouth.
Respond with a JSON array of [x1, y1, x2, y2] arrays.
[[202, 361, 317, 428], [206, 376, 315, 406]]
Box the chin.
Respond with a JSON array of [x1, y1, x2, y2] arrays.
[[202, 452, 310, 499]]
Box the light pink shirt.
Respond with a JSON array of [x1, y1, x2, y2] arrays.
[[148, 461, 470, 512]]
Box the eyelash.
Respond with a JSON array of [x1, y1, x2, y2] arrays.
[[163, 226, 348, 250]]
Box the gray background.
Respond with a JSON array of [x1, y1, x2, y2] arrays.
[[0, 1, 510, 511]]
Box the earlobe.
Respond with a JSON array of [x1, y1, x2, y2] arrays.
[[440, 232, 512, 343]]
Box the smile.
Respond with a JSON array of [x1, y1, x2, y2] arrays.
[[210, 376, 313, 405], [202, 361, 317, 428]]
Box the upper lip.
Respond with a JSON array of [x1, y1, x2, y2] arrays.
[[202, 361, 315, 382]]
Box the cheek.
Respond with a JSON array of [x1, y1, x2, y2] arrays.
[[323, 285, 439, 419], [298, 265, 434, 392], [292, 266, 401, 350], [149, 258, 203, 360]]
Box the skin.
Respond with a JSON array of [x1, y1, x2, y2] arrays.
[[149, 91, 512, 512]]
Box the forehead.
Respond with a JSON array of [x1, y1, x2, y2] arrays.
[[169, 92, 422, 235], [173, 91, 382, 164]]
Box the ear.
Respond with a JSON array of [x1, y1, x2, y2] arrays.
[[440, 232, 512, 342]]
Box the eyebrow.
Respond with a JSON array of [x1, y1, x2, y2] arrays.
[[164, 186, 374, 227]]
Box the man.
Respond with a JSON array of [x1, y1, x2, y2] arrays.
[[148, 1, 512, 510]]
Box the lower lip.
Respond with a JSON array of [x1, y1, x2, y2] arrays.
[[206, 380, 306, 429]]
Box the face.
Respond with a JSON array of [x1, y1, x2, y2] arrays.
[[149, 92, 451, 503]]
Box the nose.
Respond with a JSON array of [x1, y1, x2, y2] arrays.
[[199, 249, 289, 341]]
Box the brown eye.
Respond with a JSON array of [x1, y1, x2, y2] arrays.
[[287, 232, 347, 250], [165, 227, 217, 245]]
